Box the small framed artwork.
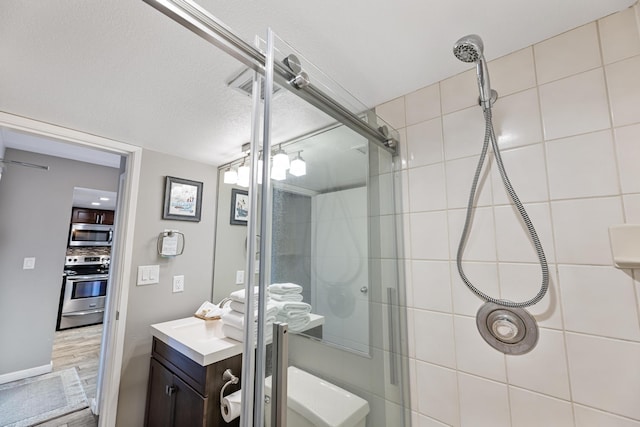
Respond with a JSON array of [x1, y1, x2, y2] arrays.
[[163, 176, 203, 222], [230, 189, 249, 225]]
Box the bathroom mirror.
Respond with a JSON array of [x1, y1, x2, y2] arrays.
[[213, 123, 382, 355]]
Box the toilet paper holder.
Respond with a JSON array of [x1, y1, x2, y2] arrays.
[[220, 368, 239, 400]]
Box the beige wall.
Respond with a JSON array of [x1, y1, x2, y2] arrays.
[[115, 149, 217, 426], [376, 5, 640, 426]]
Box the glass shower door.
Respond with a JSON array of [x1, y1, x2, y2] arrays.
[[250, 28, 411, 427]]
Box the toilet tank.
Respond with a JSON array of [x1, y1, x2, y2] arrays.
[[265, 366, 370, 427]]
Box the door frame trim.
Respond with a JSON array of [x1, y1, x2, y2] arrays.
[[0, 111, 142, 427]]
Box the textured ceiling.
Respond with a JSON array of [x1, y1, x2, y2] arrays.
[[0, 0, 635, 166]]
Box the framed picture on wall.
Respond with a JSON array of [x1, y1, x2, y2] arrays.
[[230, 189, 249, 225], [163, 176, 203, 222]]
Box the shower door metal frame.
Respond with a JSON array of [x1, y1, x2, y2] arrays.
[[142, 0, 397, 154]]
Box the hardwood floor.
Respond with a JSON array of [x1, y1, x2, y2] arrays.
[[34, 324, 103, 427]]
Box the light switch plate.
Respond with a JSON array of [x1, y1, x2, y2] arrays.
[[138, 265, 160, 285], [235, 270, 245, 285], [23, 257, 36, 270], [173, 275, 184, 293]]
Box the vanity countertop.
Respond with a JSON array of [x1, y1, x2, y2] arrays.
[[151, 313, 325, 366]]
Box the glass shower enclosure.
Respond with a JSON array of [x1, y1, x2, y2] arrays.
[[244, 30, 411, 427], [143, 1, 410, 424]]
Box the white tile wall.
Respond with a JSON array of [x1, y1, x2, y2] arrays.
[[450, 261, 499, 316], [606, 56, 640, 127], [445, 155, 493, 209], [492, 89, 543, 150], [491, 143, 549, 204], [454, 316, 506, 382], [533, 23, 602, 84], [574, 405, 640, 427], [442, 106, 487, 160], [509, 387, 574, 427], [498, 263, 562, 329], [493, 203, 555, 264], [415, 362, 460, 426], [408, 163, 447, 212], [411, 260, 452, 312], [566, 333, 640, 420], [614, 123, 640, 194], [487, 48, 536, 97], [538, 68, 611, 140], [406, 118, 444, 168], [384, 6, 640, 425], [551, 197, 624, 265], [558, 265, 640, 340], [505, 328, 571, 399], [405, 84, 441, 126], [545, 130, 620, 199], [413, 310, 456, 368], [599, 7, 640, 64], [457, 373, 511, 427]]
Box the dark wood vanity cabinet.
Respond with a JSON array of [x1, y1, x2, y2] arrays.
[[145, 337, 242, 427]]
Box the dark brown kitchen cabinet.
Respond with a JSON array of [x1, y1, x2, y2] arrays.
[[145, 337, 242, 427], [71, 207, 114, 225]]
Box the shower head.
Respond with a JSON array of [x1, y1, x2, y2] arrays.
[[453, 34, 484, 63], [453, 34, 497, 109]]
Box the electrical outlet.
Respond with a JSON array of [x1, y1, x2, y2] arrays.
[[235, 270, 245, 285], [173, 275, 184, 293]]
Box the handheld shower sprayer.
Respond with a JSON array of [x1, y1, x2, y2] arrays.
[[453, 34, 497, 109]]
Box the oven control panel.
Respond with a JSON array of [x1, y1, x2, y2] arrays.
[[65, 255, 110, 266]]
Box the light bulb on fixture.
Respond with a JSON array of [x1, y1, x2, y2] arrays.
[[271, 165, 286, 181], [237, 159, 250, 188], [289, 152, 306, 177], [257, 157, 263, 185], [223, 168, 238, 184], [272, 145, 290, 170]]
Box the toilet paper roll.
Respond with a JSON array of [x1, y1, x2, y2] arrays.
[[221, 389, 242, 423]]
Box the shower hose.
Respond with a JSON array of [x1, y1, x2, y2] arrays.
[[456, 107, 549, 308]]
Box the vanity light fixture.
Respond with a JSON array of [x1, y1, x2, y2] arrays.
[[272, 144, 290, 170], [271, 164, 286, 181], [223, 167, 238, 184], [289, 151, 306, 177], [237, 157, 250, 188]]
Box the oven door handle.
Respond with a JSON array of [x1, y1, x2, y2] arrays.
[[66, 275, 109, 281], [62, 309, 105, 317]]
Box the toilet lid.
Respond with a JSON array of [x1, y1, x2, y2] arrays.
[[265, 366, 370, 427]]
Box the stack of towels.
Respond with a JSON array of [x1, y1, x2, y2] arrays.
[[269, 283, 311, 332], [221, 287, 278, 343]]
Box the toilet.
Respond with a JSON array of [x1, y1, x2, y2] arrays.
[[264, 366, 369, 427]]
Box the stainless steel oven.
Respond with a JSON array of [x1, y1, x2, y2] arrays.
[[68, 223, 113, 247], [57, 255, 110, 330]]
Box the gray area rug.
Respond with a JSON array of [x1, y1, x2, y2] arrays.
[[0, 368, 88, 427]]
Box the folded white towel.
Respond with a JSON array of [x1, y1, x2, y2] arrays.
[[222, 308, 278, 330], [229, 300, 278, 317], [270, 293, 303, 302], [222, 322, 274, 343], [272, 301, 311, 316], [269, 283, 302, 294], [229, 287, 266, 303], [276, 313, 310, 332]]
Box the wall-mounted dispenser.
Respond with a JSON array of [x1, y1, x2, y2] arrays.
[[609, 224, 640, 268], [157, 230, 185, 257]]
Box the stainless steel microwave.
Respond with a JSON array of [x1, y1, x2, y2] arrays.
[[69, 223, 113, 247]]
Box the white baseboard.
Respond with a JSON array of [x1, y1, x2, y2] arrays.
[[0, 361, 53, 385]]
